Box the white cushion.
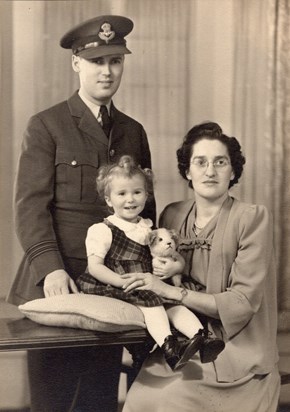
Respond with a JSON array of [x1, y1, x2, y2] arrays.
[[19, 294, 146, 332]]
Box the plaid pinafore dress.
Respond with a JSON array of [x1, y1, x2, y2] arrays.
[[77, 220, 173, 307]]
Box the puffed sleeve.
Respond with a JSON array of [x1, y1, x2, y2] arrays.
[[214, 204, 274, 338], [15, 114, 64, 284], [85, 223, 113, 259]]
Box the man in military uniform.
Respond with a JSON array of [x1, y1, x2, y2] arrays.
[[8, 15, 155, 412]]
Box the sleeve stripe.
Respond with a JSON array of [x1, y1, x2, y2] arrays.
[[25, 240, 59, 263]]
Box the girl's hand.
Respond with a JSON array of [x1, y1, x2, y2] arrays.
[[152, 256, 185, 280], [152, 258, 177, 279]]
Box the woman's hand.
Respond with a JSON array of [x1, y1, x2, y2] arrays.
[[121, 272, 165, 295], [43, 269, 79, 297]]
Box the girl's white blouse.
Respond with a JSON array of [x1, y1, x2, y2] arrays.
[[86, 214, 153, 259]]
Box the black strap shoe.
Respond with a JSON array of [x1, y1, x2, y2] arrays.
[[162, 333, 203, 371], [199, 330, 225, 364]]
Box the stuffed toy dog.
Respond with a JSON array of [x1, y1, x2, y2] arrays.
[[148, 228, 185, 287]]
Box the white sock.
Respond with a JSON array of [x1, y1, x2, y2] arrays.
[[138, 305, 172, 347], [166, 305, 203, 338]]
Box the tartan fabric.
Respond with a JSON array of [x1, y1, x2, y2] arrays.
[[77, 222, 179, 307], [104, 220, 153, 275]]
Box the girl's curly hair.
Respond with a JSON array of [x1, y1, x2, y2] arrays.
[[96, 155, 154, 199], [177, 122, 245, 189]]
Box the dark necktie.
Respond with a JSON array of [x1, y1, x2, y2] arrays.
[[100, 105, 111, 137]]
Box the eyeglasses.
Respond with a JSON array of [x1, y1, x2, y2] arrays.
[[190, 157, 230, 169]]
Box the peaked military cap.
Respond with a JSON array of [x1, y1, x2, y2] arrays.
[[60, 15, 134, 59]]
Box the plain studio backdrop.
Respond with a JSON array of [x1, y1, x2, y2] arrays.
[[0, 0, 289, 409]]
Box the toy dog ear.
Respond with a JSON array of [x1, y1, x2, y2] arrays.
[[169, 229, 179, 245], [148, 231, 157, 245]]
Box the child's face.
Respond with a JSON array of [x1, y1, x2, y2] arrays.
[[105, 174, 148, 223]]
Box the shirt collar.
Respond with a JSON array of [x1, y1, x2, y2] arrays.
[[78, 90, 111, 119], [107, 214, 153, 232]]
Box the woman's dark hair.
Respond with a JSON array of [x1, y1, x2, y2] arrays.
[[177, 122, 245, 189]]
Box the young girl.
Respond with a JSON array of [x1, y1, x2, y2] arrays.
[[77, 155, 224, 371]]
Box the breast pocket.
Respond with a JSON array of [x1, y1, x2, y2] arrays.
[[55, 150, 99, 203]]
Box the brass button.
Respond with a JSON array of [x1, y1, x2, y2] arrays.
[[71, 160, 77, 166], [109, 149, 115, 157]]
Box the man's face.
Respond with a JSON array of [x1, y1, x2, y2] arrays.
[[72, 54, 125, 104]]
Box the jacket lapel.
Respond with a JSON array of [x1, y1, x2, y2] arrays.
[[67, 92, 108, 146], [206, 196, 235, 294], [160, 199, 195, 231], [109, 102, 128, 145]]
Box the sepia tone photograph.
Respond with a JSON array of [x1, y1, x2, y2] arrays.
[[0, 0, 289, 411]]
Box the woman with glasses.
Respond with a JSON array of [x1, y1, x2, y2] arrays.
[[122, 122, 280, 412]]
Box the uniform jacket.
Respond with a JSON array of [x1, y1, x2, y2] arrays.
[[160, 196, 279, 382], [7, 91, 155, 305]]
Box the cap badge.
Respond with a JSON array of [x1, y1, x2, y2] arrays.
[[98, 23, 115, 44]]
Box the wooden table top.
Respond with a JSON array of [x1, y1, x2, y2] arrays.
[[0, 301, 148, 352]]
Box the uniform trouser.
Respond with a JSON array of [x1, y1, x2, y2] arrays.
[[27, 345, 123, 412]]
